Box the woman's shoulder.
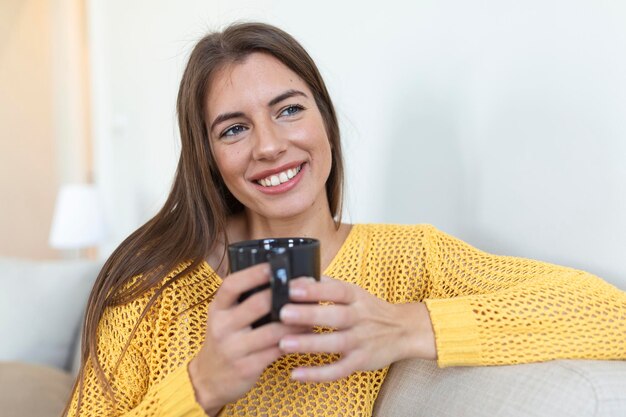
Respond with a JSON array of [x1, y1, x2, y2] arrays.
[[104, 260, 220, 318], [353, 223, 437, 238], [341, 223, 437, 257], [98, 260, 219, 338]]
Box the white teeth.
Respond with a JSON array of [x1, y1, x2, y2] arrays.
[[257, 165, 302, 187]]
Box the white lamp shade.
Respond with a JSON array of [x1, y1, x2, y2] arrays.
[[49, 184, 106, 249]]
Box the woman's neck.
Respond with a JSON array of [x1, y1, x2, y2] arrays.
[[233, 193, 335, 240], [245, 213, 337, 241]]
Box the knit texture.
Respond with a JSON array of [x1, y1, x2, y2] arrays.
[[66, 224, 626, 416]]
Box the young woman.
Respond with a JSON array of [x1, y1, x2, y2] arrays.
[[66, 22, 626, 417]]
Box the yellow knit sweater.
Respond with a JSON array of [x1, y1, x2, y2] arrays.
[[67, 224, 626, 416]]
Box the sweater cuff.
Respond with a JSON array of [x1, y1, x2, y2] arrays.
[[424, 297, 482, 367], [158, 359, 210, 417]]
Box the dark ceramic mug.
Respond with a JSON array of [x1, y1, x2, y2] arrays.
[[228, 237, 320, 328]]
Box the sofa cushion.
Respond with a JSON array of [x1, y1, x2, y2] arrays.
[[0, 361, 75, 417], [373, 359, 626, 417], [0, 258, 100, 370]]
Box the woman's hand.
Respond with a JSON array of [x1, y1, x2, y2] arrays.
[[189, 264, 310, 415], [277, 276, 437, 382]]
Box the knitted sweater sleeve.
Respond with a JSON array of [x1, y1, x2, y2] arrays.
[[65, 288, 208, 417], [421, 226, 626, 367]]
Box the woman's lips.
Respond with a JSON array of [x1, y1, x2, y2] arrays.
[[251, 163, 306, 195], [256, 164, 302, 187]]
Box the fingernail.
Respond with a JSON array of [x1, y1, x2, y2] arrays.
[[280, 307, 298, 321], [291, 368, 305, 380], [279, 338, 298, 350], [289, 287, 306, 298]]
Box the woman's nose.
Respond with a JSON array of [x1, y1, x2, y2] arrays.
[[251, 121, 287, 161]]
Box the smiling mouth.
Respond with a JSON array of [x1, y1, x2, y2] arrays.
[[256, 164, 302, 187]]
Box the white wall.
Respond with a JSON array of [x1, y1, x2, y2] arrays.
[[87, 0, 626, 289]]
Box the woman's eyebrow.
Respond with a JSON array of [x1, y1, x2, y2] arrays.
[[210, 111, 244, 133], [268, 89, 307, 106]]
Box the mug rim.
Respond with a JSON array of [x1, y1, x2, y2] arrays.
[[228, 237, 319, 252]]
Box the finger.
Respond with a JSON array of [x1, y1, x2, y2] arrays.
[[290, 352, 365, 382], [213, 263, 271, 309], [280, 303, 355, 329], [214, 284, 314, 340], [235, 346, 285, 379], [226, 287, 273, 329], [242, 322, 311, 354], [288, 278, 356, 304], [279, 330, 353, 354], [290, 276, 318, 285], [232, 322, 312, 357]]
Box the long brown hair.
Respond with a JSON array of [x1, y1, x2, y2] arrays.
[[69, 22, 344, 414]]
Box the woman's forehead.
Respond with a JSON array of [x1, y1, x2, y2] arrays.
[[205, 53, 311, 117]]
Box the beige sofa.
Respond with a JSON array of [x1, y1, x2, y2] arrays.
[[0, 258, 101, 417], [2, 258, 625, 417]]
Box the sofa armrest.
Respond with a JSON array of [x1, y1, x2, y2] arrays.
[[373, 359, 626, 417]]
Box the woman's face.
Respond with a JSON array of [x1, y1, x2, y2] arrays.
[[206, 52, 332, 222]]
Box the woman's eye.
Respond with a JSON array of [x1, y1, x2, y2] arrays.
[[221, 124, 247, 138], [279, 105, 304, 117]]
